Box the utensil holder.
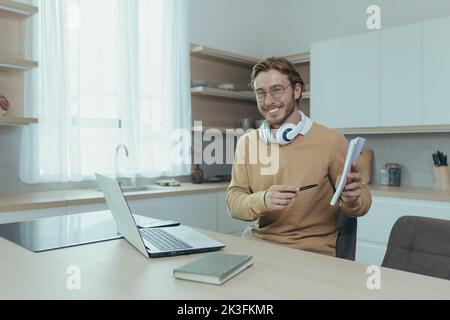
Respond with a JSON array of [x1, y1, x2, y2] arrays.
[[432, 166, 450, 191]]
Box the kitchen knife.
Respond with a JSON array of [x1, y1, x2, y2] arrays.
[[433, 154, 439, 166], [437, 151, 443, 166]]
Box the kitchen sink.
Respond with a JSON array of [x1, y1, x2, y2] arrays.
[[96, 185, 161, 193], [121, 186, 159, 192]]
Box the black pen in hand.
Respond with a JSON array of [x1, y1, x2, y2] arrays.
[[299, 184, 319, 192]]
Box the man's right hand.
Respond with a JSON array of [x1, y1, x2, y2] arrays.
[[264, 185, 300, 211]]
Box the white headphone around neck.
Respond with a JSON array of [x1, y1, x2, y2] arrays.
[[259, 111, 313, 145]]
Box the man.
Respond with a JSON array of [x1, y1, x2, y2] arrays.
[[226, 57, 372, 257]]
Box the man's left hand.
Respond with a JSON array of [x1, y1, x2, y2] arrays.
[[336, 163, 362, 204]]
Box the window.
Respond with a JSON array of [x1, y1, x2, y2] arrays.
[[21, 0, 191, 183]]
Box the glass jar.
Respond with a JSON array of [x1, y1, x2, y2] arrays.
[[388, 163, 401, 186], [380, 164, 389, 186]]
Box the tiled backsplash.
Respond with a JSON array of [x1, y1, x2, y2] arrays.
[[347, 133, 450, 188]]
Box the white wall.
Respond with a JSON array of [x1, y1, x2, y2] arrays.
[[189, 0, 264, 58], [263, 0, 450, 56], [189, 0, 450, 57]]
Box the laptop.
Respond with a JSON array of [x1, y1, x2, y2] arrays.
[[95, 173, 225, 258]]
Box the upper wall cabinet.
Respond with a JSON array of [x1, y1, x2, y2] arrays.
[[311, 32, 380, 129], [380, 23, 422, 126], [312, 15, 450, 132], [423, 16, 450, 125], [342, 31, 380, 128], [310, 38, 343, 128]]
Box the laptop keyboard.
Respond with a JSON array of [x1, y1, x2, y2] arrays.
[[140, 228, 193, 251]]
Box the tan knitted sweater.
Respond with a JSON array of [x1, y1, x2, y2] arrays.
[[226, 123, 372, 256]]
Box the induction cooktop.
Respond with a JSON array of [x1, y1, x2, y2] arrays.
[[0, 211, 123, 252]]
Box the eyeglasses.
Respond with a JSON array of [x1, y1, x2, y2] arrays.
[[255, 83, 294, 103]]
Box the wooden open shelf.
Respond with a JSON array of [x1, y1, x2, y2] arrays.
[[190, 44, 260, 66], [193, 126, 250, 137], [0, 1, 39, 128], [0, 0, 38, 19], [284, 52, 310, 64], [303, 91, 310, 100], [339, 125, 450, 135], [193, 126, 249, 133], [191, 43, 311, 66], [0, 57, 38, 72], [191, 87, 255, 102], [0, 116, 38, 126]]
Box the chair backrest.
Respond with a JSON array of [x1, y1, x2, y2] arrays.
[[382, 216, 450, 280], [336, 212, 358, 261]]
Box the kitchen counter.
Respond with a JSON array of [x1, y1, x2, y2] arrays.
[[1, 183, 450, 213], [369, 185, 450, 202], [0, 182, 230, 213]]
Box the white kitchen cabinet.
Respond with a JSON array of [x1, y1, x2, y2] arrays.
[[65, 194, 217, 231], [341, 31, 380, 128], [310, 38, 344, 128], [216, 192, 253, 235], [133, 192, 252, 235], [135, 193, 218, 232], [380, 23, 422, 126], [311, 16, 450, 130], [423, 16, 450, 125], [356, 196, 450, 266], [311, 31, 379, 129]]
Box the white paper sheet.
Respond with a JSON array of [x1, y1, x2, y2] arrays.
[[330, 137, 366, 206]]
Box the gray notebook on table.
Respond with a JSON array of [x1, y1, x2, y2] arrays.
[[173, 253, 253, 285]]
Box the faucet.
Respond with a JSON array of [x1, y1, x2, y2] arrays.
[[115, 144, 129, 184]]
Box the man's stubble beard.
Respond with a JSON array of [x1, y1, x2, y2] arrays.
[[267, 95, 298, 128]]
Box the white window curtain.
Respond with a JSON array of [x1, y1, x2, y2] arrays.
[[20, 0, 192, 183]]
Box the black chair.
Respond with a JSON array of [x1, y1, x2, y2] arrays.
[[336, 211, 358, 261], [382, 216, 450, 280]]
